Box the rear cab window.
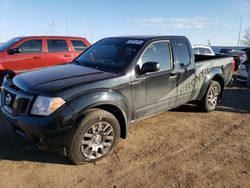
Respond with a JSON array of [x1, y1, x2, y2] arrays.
[[175, 39, 191, 66], [71, 40, 87, 51], [47, 39, 69, 52]]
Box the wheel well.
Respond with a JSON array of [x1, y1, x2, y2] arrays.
[[212, 75, 224, 98], [93, 104, 127, 139]]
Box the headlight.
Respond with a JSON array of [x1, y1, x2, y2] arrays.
[[31, 96, 65, 116]]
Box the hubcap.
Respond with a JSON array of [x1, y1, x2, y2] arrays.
[[81, 122, 114, 159], [207, 84, 219, 108]]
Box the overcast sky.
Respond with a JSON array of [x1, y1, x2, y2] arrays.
[[0, 0, 250, 46]]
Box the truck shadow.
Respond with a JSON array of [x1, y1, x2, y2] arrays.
[[0, 123, 72, 165]]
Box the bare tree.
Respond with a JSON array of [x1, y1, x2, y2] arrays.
[[241, 27, 250, 45]]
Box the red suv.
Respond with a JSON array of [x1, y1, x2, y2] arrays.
[[0, 36, 90, 80]]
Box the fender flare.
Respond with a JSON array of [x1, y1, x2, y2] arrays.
[[197, 67, 225, 100], [67, 89, 131, 139]]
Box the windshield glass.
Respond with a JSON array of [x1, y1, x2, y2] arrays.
[[72, 38, 144, 73], [0, 37, 22, 52]]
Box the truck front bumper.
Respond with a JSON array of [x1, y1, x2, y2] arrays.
[[0, 105, 75, 154]]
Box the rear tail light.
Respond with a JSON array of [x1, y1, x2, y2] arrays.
[[232, 59, 235, 72]]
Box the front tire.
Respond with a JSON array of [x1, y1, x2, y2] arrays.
[[198, 81, 221, 112], [67, 109, 120, 165]]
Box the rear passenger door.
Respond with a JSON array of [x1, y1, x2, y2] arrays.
[[45, 39, 71, 67], [173, 38, 195, 105]]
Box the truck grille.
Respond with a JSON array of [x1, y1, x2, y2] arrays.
[[4, 90, 16, 108], [2, 87, 33, 115]]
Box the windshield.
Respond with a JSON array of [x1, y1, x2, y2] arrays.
[[72, 38, 144, 73], [0, 37, 23, 52]]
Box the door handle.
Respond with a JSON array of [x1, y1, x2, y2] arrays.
[[64, 54, 72, 57], [33, 56, 42, 59], [129, 78, 145, 85], [169, 74, 178, 79]]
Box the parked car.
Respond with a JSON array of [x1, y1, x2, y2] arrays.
[[193, 46, 236, 72], [237, 48, 250, 85], [215, 48, 247, 71], [193, 45, 215, 56], [219, 48, 233, 54], [1, 36, 233, 164], [0, 36, 91, 83], [226, 50, 247, 71], [241, 48, 250, 59], [237, 60, 249, 82]]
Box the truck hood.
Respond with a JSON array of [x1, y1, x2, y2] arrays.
[[13, 64, 120, 95]]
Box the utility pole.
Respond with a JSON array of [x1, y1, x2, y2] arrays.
[[66, 18, 69, 36], [207, 39, 211, 46], [50, 18, 56, 35], [237, 17, 242, 46]]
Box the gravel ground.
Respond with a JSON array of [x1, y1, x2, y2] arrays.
[[0, 81, 249, 188]]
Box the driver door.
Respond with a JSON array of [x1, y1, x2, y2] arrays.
[[132, 40, 178, 119], [3, 39, 45, 72]]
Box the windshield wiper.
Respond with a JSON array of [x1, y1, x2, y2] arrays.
[[81, 62, 98, 69], [73, 61, 115, 72], [73, 60, 98, 68]]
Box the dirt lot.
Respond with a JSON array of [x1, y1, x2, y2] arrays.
[[0, 81, 249, 188]]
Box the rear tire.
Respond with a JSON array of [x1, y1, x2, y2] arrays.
[[67, 109, 120, 165], [198, 81, 221, 112]]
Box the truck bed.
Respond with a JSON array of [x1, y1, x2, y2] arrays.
[[194, 54, 231, 63]]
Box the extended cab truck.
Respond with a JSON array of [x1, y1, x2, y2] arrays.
[[0, 36, 233, 164], [0, 36, 91, 83]]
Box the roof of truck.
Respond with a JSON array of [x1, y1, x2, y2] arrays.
[[107, 35, 186, 40]]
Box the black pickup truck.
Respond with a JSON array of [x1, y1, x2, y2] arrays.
[[1, 36, 233, 164]]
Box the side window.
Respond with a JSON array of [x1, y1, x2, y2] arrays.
[[140, 41, 172, 71], [205, 48, 213, 55], [17, 40, 42, 53], [176, 39, 191, 65], [71, 40, 87, 51], [193, 48, 199, 55], [199, 48, 206, 55], [47, 39, 69, 52]]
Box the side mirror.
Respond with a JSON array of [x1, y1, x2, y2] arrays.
[[3, 69, 16, 79], [8, 47, 21, 55], [137, 62, 160, 75]]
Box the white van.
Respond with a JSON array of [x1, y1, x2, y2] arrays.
[[193, 45, 215, 56]]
